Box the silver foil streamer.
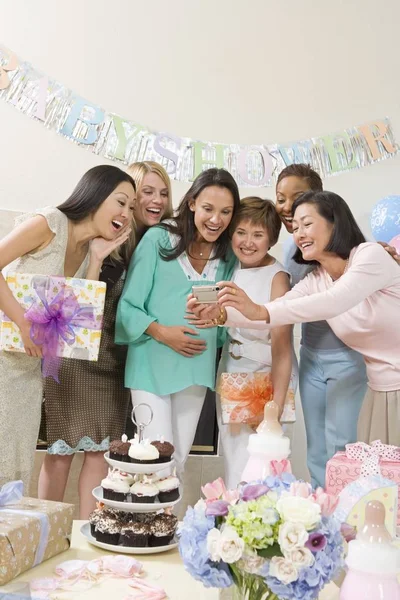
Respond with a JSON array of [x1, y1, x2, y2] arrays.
[[0, 48, 398, 187]]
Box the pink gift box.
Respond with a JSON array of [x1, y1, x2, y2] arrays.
[[326, 442, 400, 525]]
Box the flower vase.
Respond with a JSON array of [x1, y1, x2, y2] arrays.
[[231, 571, 278, 600]]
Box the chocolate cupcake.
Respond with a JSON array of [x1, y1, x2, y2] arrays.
[[88, 507, 104, 536], [89, 506, 123, 535], [109, 433, 131, 463], [109, 438, 131, 463], [95, 515, 121, 545], [120, 522, 151, 547], [128, 440, 159, 464], [156, 474, 180, 502], [150, 439, 175, 463], [149, 514, 178, 547], [130, 480, 158, 503], [101, 472, 130, 502]]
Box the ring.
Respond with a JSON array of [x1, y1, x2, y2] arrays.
[[232, 288, 236, 296]]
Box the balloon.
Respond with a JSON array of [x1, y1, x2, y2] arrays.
[[370, 196, 400, 242], [389, 234, 400, 254]]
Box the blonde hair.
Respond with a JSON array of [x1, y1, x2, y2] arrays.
[[127, 161, 173, 221], [110, 162, 173, 265]]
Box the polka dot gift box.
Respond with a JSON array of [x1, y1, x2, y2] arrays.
[[326, 440, 400, 534]]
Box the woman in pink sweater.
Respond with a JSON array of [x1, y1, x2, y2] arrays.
[[188, 190, 400, 446]]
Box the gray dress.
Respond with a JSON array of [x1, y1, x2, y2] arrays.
[[0, 208, 89, 489]]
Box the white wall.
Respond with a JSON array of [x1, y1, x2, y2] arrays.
[[1, 0, 400, 479]]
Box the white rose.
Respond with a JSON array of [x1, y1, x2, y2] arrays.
[[237, 549, 266, 575], [285, 547, 315, 568], [269, 556, 299, 584], [207, 528, 222, 562], [276, 496, 321, 530], [278, 522, 309, 552], [217, 526, 245, 564]]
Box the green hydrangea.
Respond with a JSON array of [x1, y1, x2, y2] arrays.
[[226, 492, 281, 549]]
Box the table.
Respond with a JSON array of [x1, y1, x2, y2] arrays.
[[1, 521, 340, 599]]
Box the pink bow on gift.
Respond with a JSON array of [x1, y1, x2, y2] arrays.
[[345, 440, 400, 477]]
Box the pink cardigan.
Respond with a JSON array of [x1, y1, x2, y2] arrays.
[[225, 243, 400, 392]]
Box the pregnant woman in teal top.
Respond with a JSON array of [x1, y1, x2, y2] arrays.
[[115, 168, 239, 479]]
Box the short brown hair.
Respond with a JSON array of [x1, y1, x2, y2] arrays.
[[231, 196, 282, 247], [276, 163, 323, 192]]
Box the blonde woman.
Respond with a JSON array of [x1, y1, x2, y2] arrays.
[[40, 162, 172, 518], [127, 160, 173, 241]]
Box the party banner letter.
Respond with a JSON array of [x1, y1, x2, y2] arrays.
[[278, 142, 312, 166], [154, 133, 182, 175], [320, 132, 357, 173], [192, 142, 225, 180], [61, 97, 104, 145], [358, 121, 396, 161], [33, 76, 49, 121], [111, 115, 146, 161], [0, 46, 19, 90], [237, 147, 273, 185]]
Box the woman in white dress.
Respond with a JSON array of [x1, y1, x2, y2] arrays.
[[188, 197, 295, 488]]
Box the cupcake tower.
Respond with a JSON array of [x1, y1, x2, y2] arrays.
[[88, 403, 180, 551], [88, 505, 178, 549]]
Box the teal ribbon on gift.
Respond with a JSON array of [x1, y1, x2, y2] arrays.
[[0, 480, 50, 566]]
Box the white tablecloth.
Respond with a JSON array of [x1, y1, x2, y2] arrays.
[[1, 521, 340, 599]]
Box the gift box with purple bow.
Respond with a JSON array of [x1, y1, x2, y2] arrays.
[[326, 440, 400, 530], [0, 272, 106, 380]]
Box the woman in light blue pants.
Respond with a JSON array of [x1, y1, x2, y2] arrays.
[[276, 164, 367, 487], [299, 345, 366, 487]]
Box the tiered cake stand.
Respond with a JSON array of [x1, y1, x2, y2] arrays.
[[81, 404, 180, 554]]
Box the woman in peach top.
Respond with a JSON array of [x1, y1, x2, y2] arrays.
[[188, 190, 400, 446]]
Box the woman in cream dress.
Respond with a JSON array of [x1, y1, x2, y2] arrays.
[[0, 165, 135, 489]]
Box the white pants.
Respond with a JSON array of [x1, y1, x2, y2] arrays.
[[216, 394, 295, 490], [216, 393, 252, 489], [131, 386, 207, 480]]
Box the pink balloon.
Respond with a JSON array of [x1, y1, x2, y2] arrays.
[[389, 234, 400, 254]]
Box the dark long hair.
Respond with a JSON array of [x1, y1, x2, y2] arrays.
[[159, 168, 240, 261], [292, 190, 366, 265], [57, 165, 136, 221]]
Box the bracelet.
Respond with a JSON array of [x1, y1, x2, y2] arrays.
[[212, 307, 227, 326]]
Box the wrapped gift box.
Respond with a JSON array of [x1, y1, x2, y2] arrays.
[[218, 371, 296, 425], [0, 272, 106, 361], [0, 496, 74, 584], [326, 441, 400, 526], [333, 474, 398, 537]]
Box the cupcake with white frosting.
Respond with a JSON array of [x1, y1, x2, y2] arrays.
[[101, 470, 130, 502], [130, 479, 159, 503], [128, 437, 160, 464], [156, 473, 180, 502]]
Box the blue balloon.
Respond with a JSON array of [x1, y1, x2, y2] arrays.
[[370, 196, 400, 242]]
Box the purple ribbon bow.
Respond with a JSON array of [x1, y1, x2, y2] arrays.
[[24, 277, 98, 382]]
